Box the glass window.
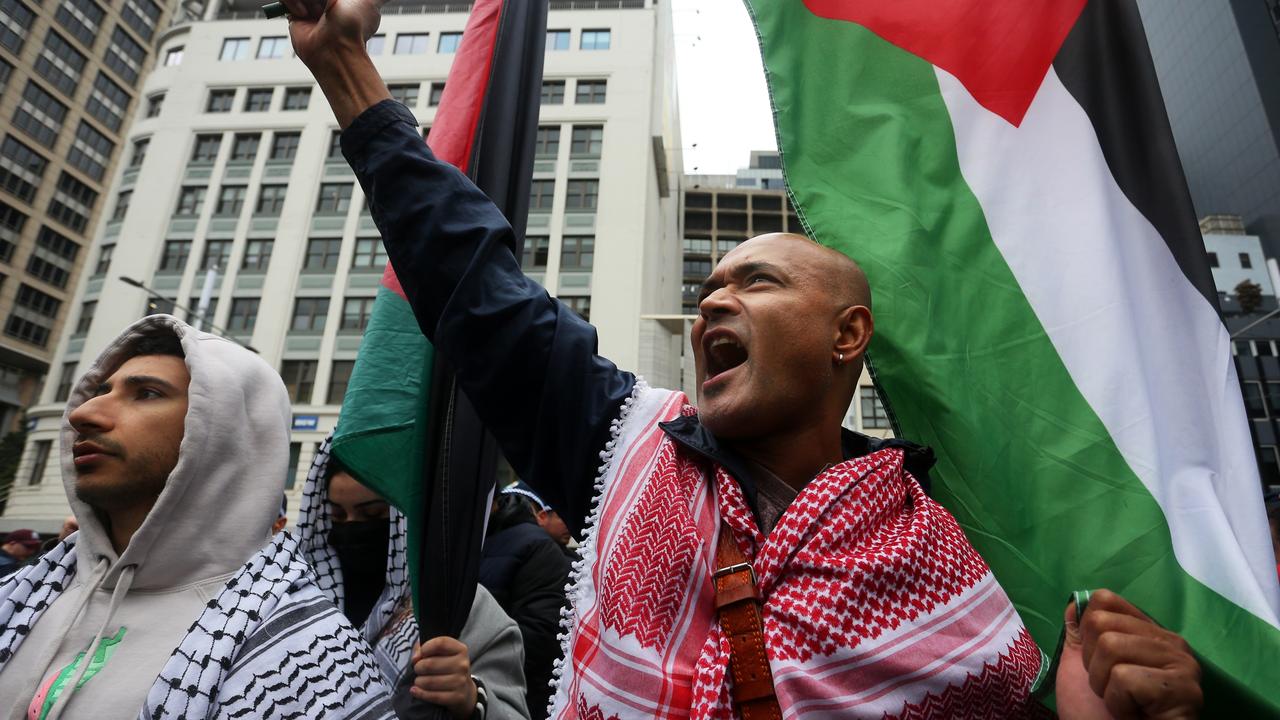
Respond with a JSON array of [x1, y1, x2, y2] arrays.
[[315, 183, 352, 214], [241, 239, 272, 271], [438, 32, 462, 53], [55, 362, 78, 401], [1207, 252, 1219, 268], [146, 92, 164, 117], [105, 27, 145, 84], [535, 126, 560, 157], [54, 0, 101, 48], [206, 89, 234, 113], [121, 0, 160, 40], [35, 30, 87, 98], [304, 237, 342, 270], [215, 186, 246, 216], [561, 295, 590, 322], [1, 0, 35, 54], [328, 360, 355, 404], [0, 135, 48, 203], [683, 259, 712, 277], [256, 185, 287, 215], [683, 237, 712, 254], [285, 442, 301, 489], [570, 125, 603, 157], [389, 83, 419, 107], [1259, 445, 1280, 485], [547, 29, 569, 51], [541, 80, 564, 105], [27, 439, 51, 484], [0, 201, 27, 259], [0, 58, 11, 96], [351, 237, 387, 269], [67, 122, 114, 181], [13, 82, 68, 148], [529, 179, 555, 211], [227, 297, 259, 331], [74, 301, 95, 334], [1240, 252, 1253, 269], [522, 236, 548, 270], [281, 360, 317, 402], [429, 82, 446, 107], [230, 133, 260, 162], [174, 186, 205, 216], [290, 297, 329, 332], [1244, 381, 1267, 419], [327, 130, 343, 160], [164, 46, 184, 66], [565, 180, 598, 211], [283, 87, 310, 110], [366, 34, 385, 55], [191, 134, 221, 163], [575, 79, 607, 104], [580, 29, 611, 50], [27, 226, 78, 288], [87, 73, 131, 132], [340, 297, 374, 331], [159, 239, 191, 272], [860, 386, 890, 428], [257, 36, 289, 59], [185, 295, 217, 325], [200, 238, 231, 270], [270, 132, 300, 161], [48, 172, 97, 233], [6, 296, 57, 346], [110, 189, 130, 222], [94, 244, 113, 275], [560, 236, 593, 270], [394, 33, 429, 54], [244, 88, 273, 112], [220, 37, 251, 61]]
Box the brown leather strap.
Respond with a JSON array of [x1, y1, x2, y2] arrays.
[[714, 521, 782, 720]]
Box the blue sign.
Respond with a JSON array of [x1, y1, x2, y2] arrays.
[[292, 415, 319, 431]]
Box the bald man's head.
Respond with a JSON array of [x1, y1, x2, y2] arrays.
[[691, 232, 875, 441]]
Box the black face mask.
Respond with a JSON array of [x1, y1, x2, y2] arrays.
[[329, 517, 390, 627]]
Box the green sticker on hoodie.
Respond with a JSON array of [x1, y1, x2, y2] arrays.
[[29, 626, 127, 720]]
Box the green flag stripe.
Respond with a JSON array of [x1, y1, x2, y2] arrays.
[[746, 2, 1280, 712]]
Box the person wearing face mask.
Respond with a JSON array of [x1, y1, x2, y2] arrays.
[[297, 436, 530, 719]]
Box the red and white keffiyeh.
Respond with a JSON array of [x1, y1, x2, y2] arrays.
[[548, 384, 1048, 719]]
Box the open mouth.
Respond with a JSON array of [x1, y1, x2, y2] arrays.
[[704, 334, 748, 382]]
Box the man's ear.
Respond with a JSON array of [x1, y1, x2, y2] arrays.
[[834, 305, 873, 364]]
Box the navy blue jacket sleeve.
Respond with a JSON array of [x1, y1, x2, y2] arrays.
[[341, 100, 635, 535]]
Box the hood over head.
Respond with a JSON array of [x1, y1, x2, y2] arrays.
[[61, 315, 292, 590]]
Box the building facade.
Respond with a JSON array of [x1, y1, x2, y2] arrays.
[[0, 0, 175, 440], [1137, 0, 1280, 254], [0, 0, 683, 530]]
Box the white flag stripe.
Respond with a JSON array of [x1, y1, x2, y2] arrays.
[[935, 65, 1280, 626]]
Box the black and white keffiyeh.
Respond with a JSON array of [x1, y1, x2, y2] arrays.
[[0, 532, 395, 719], [298, 435, 416, 683]]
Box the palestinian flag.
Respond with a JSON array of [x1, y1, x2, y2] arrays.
[[332, 0, 546, 642], [743, 0, 1280, 712]]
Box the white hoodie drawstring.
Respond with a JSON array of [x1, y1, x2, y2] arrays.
[[44, 563, 137, 720]]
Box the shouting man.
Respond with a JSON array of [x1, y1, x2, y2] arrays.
[[281, 0, 1204, 717]]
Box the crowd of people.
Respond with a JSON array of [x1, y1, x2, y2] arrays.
[[0, 0, 1219, 716]]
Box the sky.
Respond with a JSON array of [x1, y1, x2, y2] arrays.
[[670, 0, 777, 175]]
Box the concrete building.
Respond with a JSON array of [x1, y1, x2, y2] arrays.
[[676, 155, 892, 439], [1201, 214, 1277, 312], [0, 0, 176, 439], [1137, 0, 1280, 254], [0, 0, 683, 530]]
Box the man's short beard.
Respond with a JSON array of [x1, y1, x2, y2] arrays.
[[75, 452, 173, 513]]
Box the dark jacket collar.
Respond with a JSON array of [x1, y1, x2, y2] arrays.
[[657, 415, 937, 521]]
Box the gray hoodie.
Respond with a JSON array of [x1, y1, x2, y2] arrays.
[[0, 316, 393, 719]]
